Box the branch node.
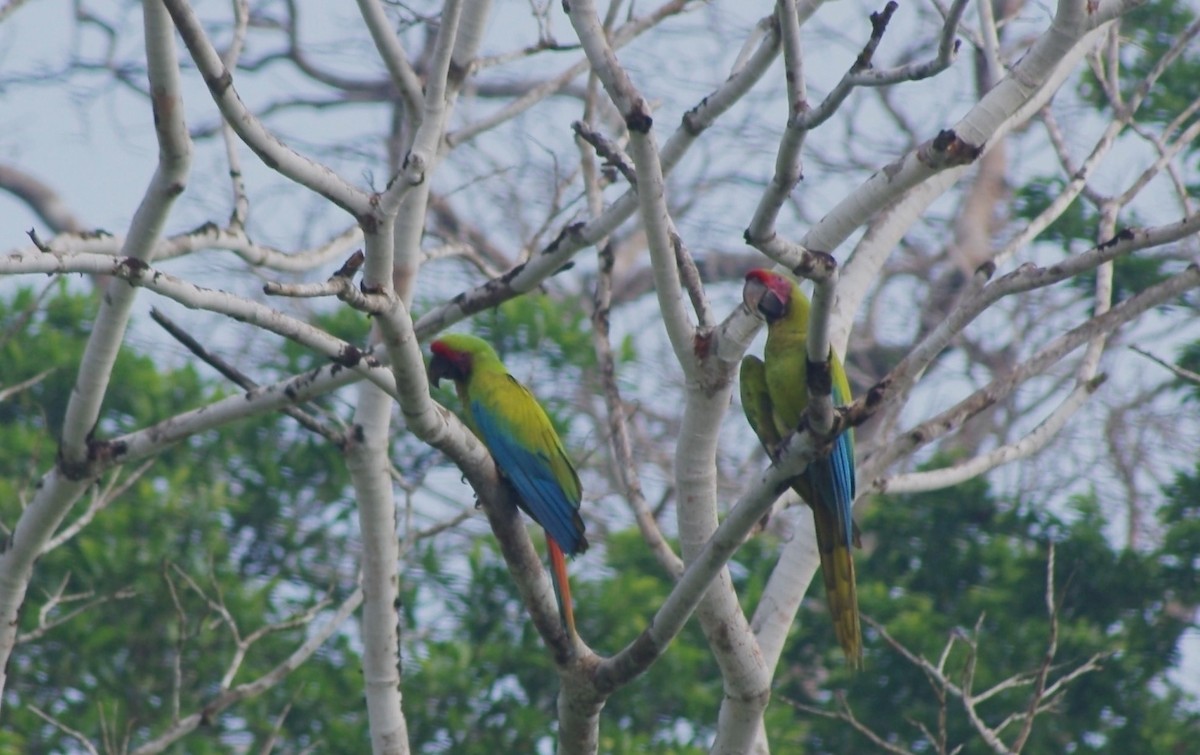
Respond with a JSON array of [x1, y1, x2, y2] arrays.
[[1098, 227, 1135, 249], [625, 105, 653, 134], [28, 228, 52, 252], [204, 69, 233, 96], [333, 249, 366, 279], [853, 1, 901, 72], [806, 357, 833, 397], [794, 250, 838, 281], [925, 129, 984, 167]]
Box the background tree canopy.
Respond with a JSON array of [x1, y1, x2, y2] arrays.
[[3, 283, 1198, 753], [1, 0, 1198, 752]]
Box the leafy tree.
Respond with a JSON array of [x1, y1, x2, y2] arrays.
[[1, 0, 1198, 752], [1, 285, 366, 752], [783, 471, 1200, 754]]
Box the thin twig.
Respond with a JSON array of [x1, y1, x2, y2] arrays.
[[1012, 543, 1058, 751], [785, 692, 915, 754], [130, 587, 363, 755], [1130, 345, 1200, 386], [572, 120, 636, 186], [591, 241, 683, 578], [28, 706, 99, 755], [258, 691, 298, 754], [42, 460, 156, 554], [0, 368, 54, 403], [149, 307, 346, 445]]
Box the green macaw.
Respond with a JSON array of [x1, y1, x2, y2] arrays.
[[740, 269, 862, 667], [427, 333, 588, 635]]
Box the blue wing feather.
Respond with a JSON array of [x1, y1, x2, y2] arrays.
[[471, 399, 586, 555], [809, 379, 856, 550]]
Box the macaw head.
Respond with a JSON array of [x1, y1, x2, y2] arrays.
[[428, 333, 497, 386], [743, 268, 798, 323]]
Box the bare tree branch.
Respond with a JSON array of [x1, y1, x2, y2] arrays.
[[0, 164, 86, 233], [1130, 345, 1200, 386], [0, 368, 53, 404], [161, 0, 371, 216]]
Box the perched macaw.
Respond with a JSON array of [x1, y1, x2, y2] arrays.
[[740, 269, 862, 667], [427, 333, 588, 636]]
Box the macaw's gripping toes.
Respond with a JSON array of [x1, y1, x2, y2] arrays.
[[740, 269, 863, 668], [428, 333, 588, 636]]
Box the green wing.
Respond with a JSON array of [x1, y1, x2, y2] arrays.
[[740, 355, 781, 453]]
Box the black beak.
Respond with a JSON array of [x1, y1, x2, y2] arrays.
[[427, 354, 451, 388]]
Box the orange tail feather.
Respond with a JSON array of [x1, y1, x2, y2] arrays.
[[547, 536, 577, 636]]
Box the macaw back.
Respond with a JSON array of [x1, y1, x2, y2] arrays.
[[462, 362, 587, 556], [430, 334, 587, 636], [761, 290, 862, 668]]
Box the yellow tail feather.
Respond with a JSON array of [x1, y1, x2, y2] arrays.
[[811, 503, 863, 668]]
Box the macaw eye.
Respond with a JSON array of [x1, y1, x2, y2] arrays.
[[758, 291, 786, 321]]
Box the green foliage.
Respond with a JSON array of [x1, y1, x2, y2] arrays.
[[1079, 0, 1200, 130], [1013, 178, 1169, 301], [401, 529, 734, 753], [1014, 177, 1097, 247], [1160, 463, 1200, 609], [1, 284, 365, 753], [2, 283, 676, 754], [404, 539, 558, 754], [593, 530, 729, 745], [1069, 254, 1170, 302], [0, 282, 206, 457], [475, 293, 601, 372], [5, 284, 1196, 754], [779, 469, 1200, 753]]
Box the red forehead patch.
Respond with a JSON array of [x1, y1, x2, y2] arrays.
[[745, 269, 793, 301]]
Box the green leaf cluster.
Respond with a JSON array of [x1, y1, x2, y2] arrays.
[[4, 285, 1196, 754], [779, 468, 1200, 753], [1014, 178, 1168, 301], [2, 285, 366, 752], [1080, 0, 1200, 131], [475, 294, 601, 371], [400, 528, 738, 753], [1013, 178, 1097, 249]]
